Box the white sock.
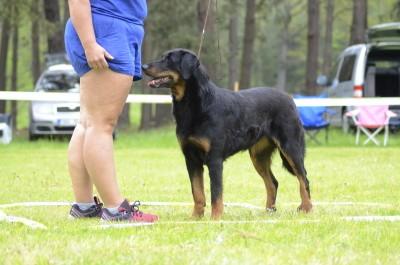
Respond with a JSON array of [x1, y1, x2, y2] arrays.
[[106, 206, 120, 215], [76, 202, 95, 210]]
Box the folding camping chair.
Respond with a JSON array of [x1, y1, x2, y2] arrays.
[[0, 113, 12, 144], [345, 105, 397, 146], [296, 95, 334, 144]]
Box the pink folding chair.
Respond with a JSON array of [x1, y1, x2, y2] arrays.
[[345, 105, 397, 146]]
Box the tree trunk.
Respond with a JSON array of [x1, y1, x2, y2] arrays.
[[197, 0, 217, 81], [140, 21, 154, 130], [150, 0, 172, 128], [305, 0, 320, 95], [276, 2, 291, 91], [63, 0, 70, 26], [31, 2, 41, 85], [394, 0, 400, 19], [154, 90, 172, 126], [11, 18, 19, 130], [0, 18, 11, 114], [117, 101, 131, 129], [228, 0, 239, 91], [239, 0, 256, 90], [43, 0, 64, 54], [349, 0, 368, 45], [322, 0, 334, 75]]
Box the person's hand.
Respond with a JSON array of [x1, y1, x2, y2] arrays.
[[84, 42, 114, 70]]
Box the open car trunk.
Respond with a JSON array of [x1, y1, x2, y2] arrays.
[[364, 48, 400, 98], [365, 23, 400, 99], [364, 47, 400, 128]]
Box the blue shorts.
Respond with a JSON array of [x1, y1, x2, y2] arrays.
[[64, 14, 144, 80]]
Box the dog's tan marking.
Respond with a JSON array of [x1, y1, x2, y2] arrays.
[[150, 70, 186, 101], [191, 170, 206, 218], [187, 136, 211, 153], [251, 137, 272, 154], [272, 138, 312, 212], [249, 137, 278, 210], [211, 197, 224, 220], [171, 80, 186, 101]]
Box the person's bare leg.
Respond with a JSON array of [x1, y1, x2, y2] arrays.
[[80, 69, 132, 208], [68, 118, 93, 203]]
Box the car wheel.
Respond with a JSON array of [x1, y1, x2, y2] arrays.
[[29, 131, 39, 141]]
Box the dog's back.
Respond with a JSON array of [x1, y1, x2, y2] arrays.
[[211, 86, 304, 157]]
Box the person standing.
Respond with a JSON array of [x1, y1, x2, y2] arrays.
[[65, 0, 158, 222]]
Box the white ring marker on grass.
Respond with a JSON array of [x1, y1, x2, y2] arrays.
[[343, 216, 400, 222], [1, 201, 399, 230], [0, 209, 47, 230], [0, 201, 71, 208], [97, 222, 155, 229], [93, 216, 400, 230], [0, 201, 395, 209], [283, 201, 394, 208]]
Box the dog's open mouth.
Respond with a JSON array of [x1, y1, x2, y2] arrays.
[[147, 76, 173, 88]]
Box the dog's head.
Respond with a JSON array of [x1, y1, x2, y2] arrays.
[[142, 49, 201, 101]]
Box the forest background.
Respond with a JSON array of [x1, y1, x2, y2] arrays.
[[0, 0, 398, 130]]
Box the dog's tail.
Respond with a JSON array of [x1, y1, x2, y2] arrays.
[[279, 151, 296, 175], [279, 150, 307, 177]]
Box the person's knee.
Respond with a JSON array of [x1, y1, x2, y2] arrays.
[[86, 116, 117, 134], [68, 123, 86, 157]]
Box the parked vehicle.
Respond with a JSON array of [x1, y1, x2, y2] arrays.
[[318, 22, 400, 131], [29, 64, 80, 140]]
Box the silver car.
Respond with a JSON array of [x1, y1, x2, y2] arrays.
[[29, 64, 80, 140]]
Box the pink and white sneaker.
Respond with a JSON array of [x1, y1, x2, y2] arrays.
[[101, 199, 159, 223]]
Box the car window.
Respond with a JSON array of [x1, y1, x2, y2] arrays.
[[328, 59, 340, 82], [338, 55, 356, 82], [37, 71, 79, 92]]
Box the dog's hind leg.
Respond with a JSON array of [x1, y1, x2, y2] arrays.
[[276, 140, 312, 213], [206, 158, 224, 220], [249, 137, 278, 212]]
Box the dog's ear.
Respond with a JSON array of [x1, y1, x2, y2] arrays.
[[180, 53, 199, 80]]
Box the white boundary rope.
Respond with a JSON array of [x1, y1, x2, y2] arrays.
[[343, 216, 400, 222], [0, 91, 172, 104], [95, 216, 400, 229], [1, 201, 399, 230], [1, 91, 400, 106], [0, 209, 47, 230], [0, 201, 396, 209]]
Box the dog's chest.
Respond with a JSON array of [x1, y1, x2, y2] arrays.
[[178, 135, 211, 154]]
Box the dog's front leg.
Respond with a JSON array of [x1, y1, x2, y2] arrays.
[[185, 157, 206, 218], [207, 159, 224, 220]]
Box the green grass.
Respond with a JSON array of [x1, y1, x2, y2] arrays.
[[1, 127, 400, 264]]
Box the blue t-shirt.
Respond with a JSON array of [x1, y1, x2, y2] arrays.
[[90, 0, 147, 25]]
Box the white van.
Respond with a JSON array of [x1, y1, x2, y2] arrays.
[[319, 22, 400, 131]]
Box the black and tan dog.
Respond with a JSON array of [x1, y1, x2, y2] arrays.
[[142, 49, 312, 219]]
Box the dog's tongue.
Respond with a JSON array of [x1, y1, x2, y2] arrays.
[[147, 79, 159, 88], [147, 77, 170, 88]]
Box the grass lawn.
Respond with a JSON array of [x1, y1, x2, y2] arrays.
[[0, 127, 400, 264]]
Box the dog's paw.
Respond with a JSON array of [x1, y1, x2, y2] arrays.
[[266, 207, 277, 213], [191, 210, 205, 219], [297, 203, 312, 213]]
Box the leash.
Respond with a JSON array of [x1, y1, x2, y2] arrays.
[[197, 0, 212, 59], [196, 0, 223, 82]]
